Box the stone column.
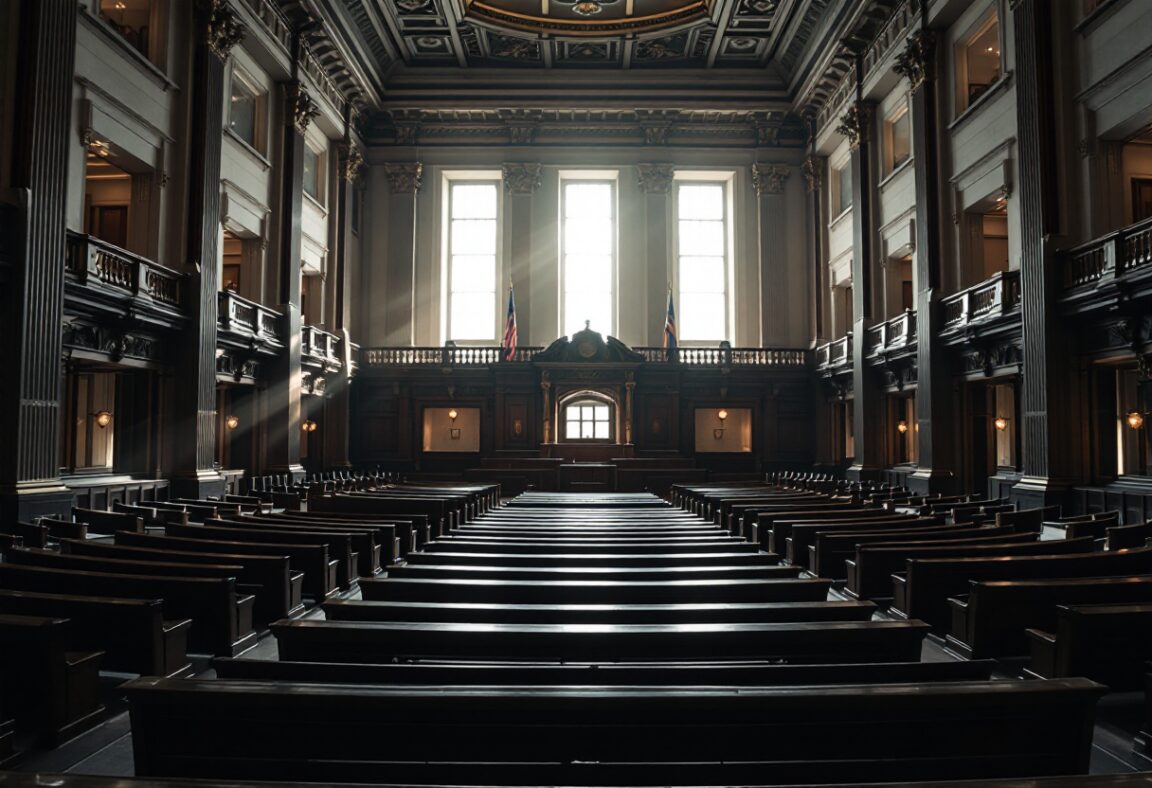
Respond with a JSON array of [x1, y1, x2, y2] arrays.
[[803, 153, 826, 347], [171, 0, 245, 498], [503, 163, 542, 346], [636, 164, 674, 346], [897, 29, 957, 495], [0, 0, 78, 519], [382, 163, 422, 346], [265, 74, 317, 482], [752, 163, 791, 346], [840, 96, 883, 481], [1011, 0, 1082, 506]]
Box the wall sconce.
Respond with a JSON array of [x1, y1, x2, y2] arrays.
[[225, 415, 240, 430], [1127, 411, 1146, 430], [301, 419, 318, 433], [993, 416, 1009, 432], [896, 420, 909, 434], [448, 409, 458, 422], [93, 411, 113, 429], [717, 409, 728, 422]]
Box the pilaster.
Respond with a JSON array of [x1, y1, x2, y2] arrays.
[[636, 164, 674, 345], [382, 162, 422, 346], [503, 163, 542, 345], [752, 163, 791, 346]]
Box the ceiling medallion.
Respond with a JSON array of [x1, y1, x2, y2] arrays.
[[572, 1, 603, 15]]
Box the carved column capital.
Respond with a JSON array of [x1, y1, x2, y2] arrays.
[[339, 143, 364, 182], [642, 125, 672, 145], [384, 162, 423, 194], [801, 155, 823, 193], [199, 0, 246, 61], [502, 163, 542, 195], [283, 82, 319, 135], [893, 30, 937, 90], [836, 101, 874, 150], [636, 163, 675, 194], [751, 163, 790, 196]]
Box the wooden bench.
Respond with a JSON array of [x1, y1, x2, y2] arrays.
[[1026, 603, 1152, 689], [313, 494, 461, 535], [810, 530, 1037, 580], [116, 530, 338, 602], [213, 516, 384, 577], [71, 507, 144, 535], [1108, 521, 1152, 551], [996, 506, 1061, 531], [359, 576, 834, 605], [759, 508, 908, 553], [0, 614, 104, 745], [423, 539, 759, 555], [33, 518, 88, 541], [0, 589, 191, 678], [275, 510, 427, 553], [946, 575, 1152, 659], [891, 546, 1152, 630], [0, 563, 256, 657], [846, 536, 1097, 600], [124, 676, 1104, 784], [382, 563, 804, 582], [113, 502, 189, 528], [402, 549, 781, 567], [0, 522, 46, 549], [213, 656, 992, 686], [60, 539, 304, 622], [322, 598, 878, 625], [789, 521, 1010, 571]]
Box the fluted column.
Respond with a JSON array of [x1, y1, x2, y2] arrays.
[[803, 153, 827, 347], [266, 73, 317, 481], [637, 164, 674, 345], [0, 0, 77, 519], [752, 163, 791, 345], [899, 28, 957, 495], [840, 95, 883, 481], [172, 0, 245, 498], [1011, 0, 1082, 505], [382, 163, 422, 346], [503, 163, 542, 344]]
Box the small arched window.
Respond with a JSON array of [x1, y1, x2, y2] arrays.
[[563, 398, 614, 442]]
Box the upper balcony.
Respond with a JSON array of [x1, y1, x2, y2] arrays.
[[65, 232, 186, 327], [939, 269, 1022, 342], [217, 290, 283, 352], [362, 344, 810, 371], [1057, 217, 1152, 313], [815, 334, 852, 375], [302, 324, 343, 371], [864, 310, 917, 360]]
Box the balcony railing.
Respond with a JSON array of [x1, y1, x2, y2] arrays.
[[815, 334, 852, 370], [217, 290, 282, 344], [865, 310, 917, 356], [862, 0, 915, 75], [65, 232, 183, 308], [1059, 216, 1152, 291], [362, 345, 809, 369], [302, 325, 341, 365], [941, 270, 1021, 330]]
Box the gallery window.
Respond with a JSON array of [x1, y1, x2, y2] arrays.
[[884, 104, 911, 174], [675, 179, 730, 342], [564, 398, 613, 442], [958, 10, 1001, 112], [561, 176, 616, 337], [445, 180, 500, 341], [229, 73, 264, 153]]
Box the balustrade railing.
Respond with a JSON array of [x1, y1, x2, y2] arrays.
[[1059, 216, 1152, 290], [815, 334, 852, 370], [863, 0, 915, 75], [941, 269, 1021, 330], [816, 64, 857, 133], [302, 325, 341, 364], [218, 290, 282, 343], [362, 344, 808, 368], [66, 232, 183, 308], [865, 310, 916, 356]]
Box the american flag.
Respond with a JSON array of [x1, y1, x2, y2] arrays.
[[501, 283, 518, 362], [663, 288, 678, 359]]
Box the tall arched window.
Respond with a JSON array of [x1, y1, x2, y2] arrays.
[[563, 396, 614, 442]]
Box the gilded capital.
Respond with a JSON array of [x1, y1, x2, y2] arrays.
[[801, 155, 823, 193], [284, 82, 319, 135], [384, 162, 423, 194], [339, 143, 364, 182], [836, 101, 873, 150], [751, 163, 790, 196], [502, 163, 543, 195], [199, 0, 246, 61], [893, 30, 937, 90]]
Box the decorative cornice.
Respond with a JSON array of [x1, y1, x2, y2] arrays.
[[200, 0, 246, 61], [642, 124, 672, 145], [893, 30, 936, 90], [384, 162, 423, 194], [502, 163, 542, 195], [284, 83, 320, 135], [801, 155, 822, 193], [339, 143, 365, 182], [636, 163, 675, 194], [751, 163, 790, 196], [836, 101, 873, 149]]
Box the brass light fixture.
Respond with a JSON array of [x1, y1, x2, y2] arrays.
[[225, 415, 240, 430], [1127, 411, 1146, 430], [896, 420, 909, 434], [301, 419, 318, 433], [993, 416, 1009, 432], [93, 411, 113, 429], [448, 409, 459, 421], [714, 408, 728, 440], [717, 409, 729, 422]]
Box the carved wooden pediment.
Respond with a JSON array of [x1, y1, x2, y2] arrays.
[[534, 324, 645, 364]]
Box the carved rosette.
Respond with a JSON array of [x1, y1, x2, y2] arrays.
[[284, 83, 319, 135], [339, 144, 365, 182], [384, 162, 423, 194], [502, 163, 542, 195], [893, 30, 937, 90], [836, 102, 873, 150], [751, 163, 790, 196], [200, 0, 246, 60], [636, 163, 674, 194], [801, 155, 823, 193]]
